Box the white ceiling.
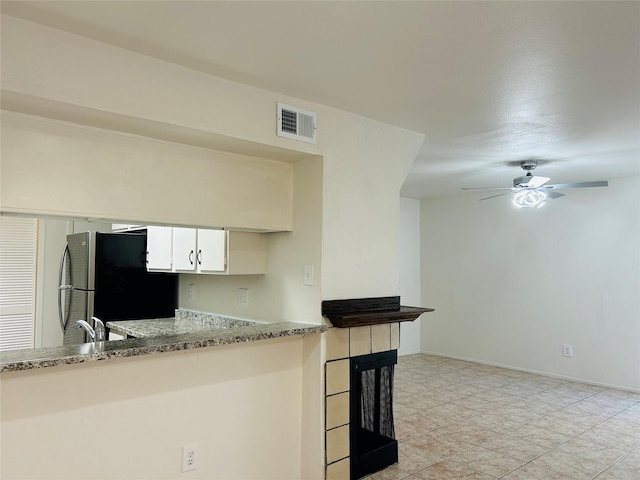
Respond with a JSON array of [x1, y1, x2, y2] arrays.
[[2, 1, 639, 199]]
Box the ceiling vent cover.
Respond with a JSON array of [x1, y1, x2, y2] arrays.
[[277, 103, 317, 144]]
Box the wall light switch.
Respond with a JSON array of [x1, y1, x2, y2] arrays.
[[303, 265, 314, 286]]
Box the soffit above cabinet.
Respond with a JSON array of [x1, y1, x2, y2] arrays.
[[1, 91, 320, 164]]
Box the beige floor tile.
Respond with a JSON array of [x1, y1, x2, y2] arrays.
[[556, 437, 627, 465], [395, 416, 433, 443], [364, 464, 412, 480], [615, 408, 640, 425], [511, 424, 573, 448], [599, 417, 640, 441], [481, 434, 550, 462], [524, 415, 590, 437], [613, 447, 640, 472], [412, 459, 493, 480], [464, 452, 523, 477], [397, 450, 440, 473], [406, 432, 471, 459], [501, 462, 578, 480], [549, 406, 610, 427], [576, 425, 640, 451], [534, 449, 609, 479], [594, 466, 640, 480], [368, 355, 640, 480]]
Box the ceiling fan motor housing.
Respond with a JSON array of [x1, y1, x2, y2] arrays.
[[514, 160, 537, 187], [514, 174, 533, 187]]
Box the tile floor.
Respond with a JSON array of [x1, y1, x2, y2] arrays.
[[366, 354, 640, 480]]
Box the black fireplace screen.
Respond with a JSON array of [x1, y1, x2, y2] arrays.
[[360, 365, 395, 439], [350, 350, 398, 479]]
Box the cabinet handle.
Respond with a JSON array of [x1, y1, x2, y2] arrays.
[[197, 250, 202, 265], [189, 250, 194, 265]]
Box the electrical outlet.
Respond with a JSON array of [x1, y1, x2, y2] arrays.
[[182, 444, 198, 472], [188, 284, 195, 300], [238, 288, 249, 307], [562, 344, 573, 357]]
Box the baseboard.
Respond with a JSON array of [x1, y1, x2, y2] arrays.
[[420, 350, 640, 394]]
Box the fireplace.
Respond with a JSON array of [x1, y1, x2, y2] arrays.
[[350, 350, 398, 479], [322, 297, 434, 480]]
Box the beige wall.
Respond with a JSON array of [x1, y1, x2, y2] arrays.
[[178, 157, 323, 324], [0, 14, 423, 479], [1, 337, 312, 479], [1, 14, 424, 299], [1, 112, 295, 232]]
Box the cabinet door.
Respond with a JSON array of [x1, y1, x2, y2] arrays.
[[146, 226, 173, 271], [197, 229, 226, 272], [172, 227, 197, 271]]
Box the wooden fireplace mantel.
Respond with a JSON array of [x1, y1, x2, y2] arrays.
[[321, 296, 434, 328]]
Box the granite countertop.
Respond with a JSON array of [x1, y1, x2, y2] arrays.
[[0, 311, 326, 372], [107, 311, 257, 338]]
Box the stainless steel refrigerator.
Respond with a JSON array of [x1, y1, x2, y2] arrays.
[[58, 231, 178, 345]]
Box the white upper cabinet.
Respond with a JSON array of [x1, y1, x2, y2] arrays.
[[146, 226, 173, 271], [196, 229, 226, 273], [172, 227, 198, 272], [146, 227, 265, 275]]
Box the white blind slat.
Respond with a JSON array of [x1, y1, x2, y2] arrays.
[[0, 217, 37, 351]]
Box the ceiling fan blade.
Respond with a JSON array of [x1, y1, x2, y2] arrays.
[[545, 181, 608, 190], [545, 190, 565, 199], [462, 187, 514, 191], [525, 176, 550, 188], [479, 192, 513, 201]]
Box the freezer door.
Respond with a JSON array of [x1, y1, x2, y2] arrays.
[[66, 232, 93, 290]]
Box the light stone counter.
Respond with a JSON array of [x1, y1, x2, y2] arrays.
[[106, 310, 257, 338], [0, 311, 326, 372]]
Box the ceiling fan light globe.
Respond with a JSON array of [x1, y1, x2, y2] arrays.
[[513, 189, 546, 208]]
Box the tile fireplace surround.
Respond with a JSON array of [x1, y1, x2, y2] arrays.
[[323, 297, 434, 479], [325, 322, 401, 479]]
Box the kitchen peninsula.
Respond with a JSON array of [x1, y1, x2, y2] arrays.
[[0, 318, 325, 372]]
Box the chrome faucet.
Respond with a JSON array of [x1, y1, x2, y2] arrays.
[[75, 317, 106, 343], [75, 320, 96, 341], [91, 316, 106, 342]]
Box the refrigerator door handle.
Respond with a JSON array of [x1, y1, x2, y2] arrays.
[[58, 243, 71, 332]]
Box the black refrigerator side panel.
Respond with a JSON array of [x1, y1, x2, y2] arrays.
[[93, 233, 178, 321]]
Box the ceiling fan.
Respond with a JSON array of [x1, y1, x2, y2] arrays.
[[462, 160, 608, 208]]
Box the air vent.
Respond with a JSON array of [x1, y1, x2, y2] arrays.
[[277, 103, 317, 144]]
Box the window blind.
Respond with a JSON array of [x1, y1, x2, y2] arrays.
[[0, 216, 37, 351]]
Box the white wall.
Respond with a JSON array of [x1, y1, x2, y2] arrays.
[[35, 219, 69, 348], [420, 177, 640, 391], [398, 198, 422, 355]]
